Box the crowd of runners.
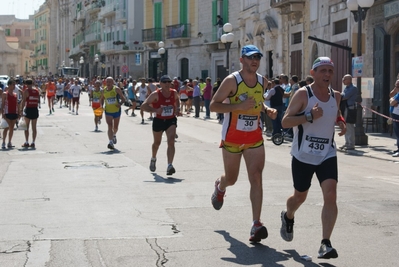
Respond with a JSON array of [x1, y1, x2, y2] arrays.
[[0, 44, 350, 260]]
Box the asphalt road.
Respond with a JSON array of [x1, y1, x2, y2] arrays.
[[0, 94, 398, 267]]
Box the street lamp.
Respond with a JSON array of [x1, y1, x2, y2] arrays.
[[220, 23, 234, 74], [158, 41, 165, 78], [94, 54, 99, 78], [347, 0, 374, 145], [69, 58, 74, 67], [79, 56, 84, 78]]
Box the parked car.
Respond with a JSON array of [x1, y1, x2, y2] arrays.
[[0, 75, 9, 85]]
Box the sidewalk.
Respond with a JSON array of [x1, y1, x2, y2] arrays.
[[334, 129, 399, 162]]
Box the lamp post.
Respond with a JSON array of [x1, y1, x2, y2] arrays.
[[70, 58, 74, 67], [94, 54, 99, 78], [158, 41, 165, 78], [79, 56, 84, 78], [347, 0, 374, 145], [220, 23, 234, 74]]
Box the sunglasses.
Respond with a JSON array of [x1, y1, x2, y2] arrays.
[[244, 54, 262, 60], [162, 81, 171, 84]]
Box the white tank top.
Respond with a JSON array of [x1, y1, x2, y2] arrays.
[[291, 86, 337, 165]]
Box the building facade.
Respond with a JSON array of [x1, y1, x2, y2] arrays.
[[0, 15, 35, 76], [3, 0, 398, 133]]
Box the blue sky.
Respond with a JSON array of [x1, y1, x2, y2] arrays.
[[0, 0, 44, 20]]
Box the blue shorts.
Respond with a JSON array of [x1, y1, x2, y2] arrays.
[[64, 91, 68, 98], [105, 110, 121, 118]]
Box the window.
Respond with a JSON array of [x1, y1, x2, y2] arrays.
[[15, 29, 22, 36], [333, 19, 347, 35], [25, 29, 30, 37], [292, 32, 302, 44], [5, 29, 10, 36]]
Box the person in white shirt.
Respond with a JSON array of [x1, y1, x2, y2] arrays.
[[69, 79, 82, 115], [56, 79, 65, 108], [135, 78, 151, 124]]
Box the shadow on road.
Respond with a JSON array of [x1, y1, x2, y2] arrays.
[[215, 230, 328, 266], [150, 173, 183, 184]]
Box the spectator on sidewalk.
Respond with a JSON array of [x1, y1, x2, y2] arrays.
[[389, 80, 399, 157], [341, 74, 358, 150]]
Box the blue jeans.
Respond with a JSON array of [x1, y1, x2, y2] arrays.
[[271, 105, 284, 135], [392, 113, 399, 150], [204, 99, 211, 117]]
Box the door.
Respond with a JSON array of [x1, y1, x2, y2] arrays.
[[374, 27, 390, 132], [330, 40, 349, 92], [180, 58, 189, 80], [290, 50, 302, 80]]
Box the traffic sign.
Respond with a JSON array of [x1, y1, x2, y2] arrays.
[[101, 63, 106, 68], [121, 65, 129, 73]]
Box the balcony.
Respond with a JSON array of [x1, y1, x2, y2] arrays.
[[99, 1, 116, 18], [70, 46, 82, 57], [166, 23, 191, 46], [100, 41, 116, 54], [142, 28, 164, 47], [87, 2, 101, 14], [115, 0, 127, 23], [270, 0, 305, 14], [85, 32, 101, 44], [77, 10, 85, 21], [114, 41, 145, 54]]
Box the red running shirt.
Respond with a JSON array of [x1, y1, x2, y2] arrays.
[[4, 92, 18, 114], [152, 89, 177, 119], [26, 88, 40, 108]]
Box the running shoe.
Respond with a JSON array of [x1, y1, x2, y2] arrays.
[[2, 143, 6, 149], [280, 210, 294, 242], [76, 112, 78, 115], [124, 109, 129, 115], [141, 119, 144, 124], [249, 222, 268, 243], [113, 135, 117, 144], [393, 151, 399, 157], [149, 158, 156, 172], [318, 241, 338, 259], [166, 164, 175, 175], [131, 113, 136, 117], [211, 179, 225, 210], [7, 142, 13, 148], [95, 126, 98, 132], [22, 143, 29, 148], [107, 143, 114, 150], [52, 107, 54, 112], [30, 143, 35, 149]]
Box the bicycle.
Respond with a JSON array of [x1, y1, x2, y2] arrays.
[[271, 129, 292, 146]]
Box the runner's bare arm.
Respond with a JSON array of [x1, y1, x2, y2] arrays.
[[210, 75, 255, 113], [282, 89, 308, 128], [141, 91, 159, 113]]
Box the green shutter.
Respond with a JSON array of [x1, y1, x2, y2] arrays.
[[179, 0, 188, 24], [223, 0, 229, 24], [154, 2, 162, 40], [212, 1, 217, 41]]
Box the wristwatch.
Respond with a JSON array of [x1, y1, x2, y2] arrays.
[[305, 112, 313, 123]]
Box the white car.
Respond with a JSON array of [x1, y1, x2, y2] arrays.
[[0, 75, 9, 84]]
